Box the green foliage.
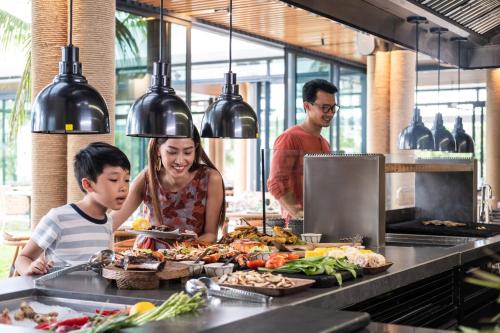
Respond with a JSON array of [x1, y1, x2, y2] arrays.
[[1, 9, 144, 141]]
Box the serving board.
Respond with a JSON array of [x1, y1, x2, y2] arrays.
[[215, 277, 315, 296], [280, 269, 362, 288], [103, 262, 189, 290], [362, 262, 393, 275]]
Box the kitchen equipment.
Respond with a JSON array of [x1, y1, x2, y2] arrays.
[[185, 277, 271, 303], [34, 249, 115, 286], [479, 183, 493, 223], [303, 154, 385, 246]]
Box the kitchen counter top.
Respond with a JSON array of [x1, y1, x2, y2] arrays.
[[1, 234, 498, 332]]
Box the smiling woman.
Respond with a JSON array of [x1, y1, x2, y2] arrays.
[[111, 126, 226, 246]]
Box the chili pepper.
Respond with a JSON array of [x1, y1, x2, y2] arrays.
[[53, 316, 89, 328], [95, 309, 122, 316], [34, 322, 51, 330]]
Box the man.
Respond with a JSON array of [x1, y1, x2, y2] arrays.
[[267, 79, 339, 221]]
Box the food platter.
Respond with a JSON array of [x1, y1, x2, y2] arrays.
[[126, 229, 197, 240], [215, 277, 315, 297], [362, 262, 393, 275]]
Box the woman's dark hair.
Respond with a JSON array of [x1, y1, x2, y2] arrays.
[[147, 126, 226, 229], [74, 142, 130, 193], [302, 79, 338, 104]]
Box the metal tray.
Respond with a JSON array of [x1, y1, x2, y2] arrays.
[[216, 277, 314, 297], [126, 229, 196, 240]]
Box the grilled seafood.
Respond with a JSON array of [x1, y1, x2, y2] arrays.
[[220, 226, 299, 245]]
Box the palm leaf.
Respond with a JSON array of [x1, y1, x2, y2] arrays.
[[5, 12, 144, 141], [0, 9, 30, 51]]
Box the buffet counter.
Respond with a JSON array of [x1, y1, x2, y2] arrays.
[[1, 234, 499, 332]]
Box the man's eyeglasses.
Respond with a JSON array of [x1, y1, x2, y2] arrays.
[[310, 102, 340, 114]]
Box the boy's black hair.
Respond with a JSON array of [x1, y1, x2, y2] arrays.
[[302, 79, 338, 104], [74, 142, 131, 193]]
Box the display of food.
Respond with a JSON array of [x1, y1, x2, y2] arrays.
[[319, 246, 387, 268], [0, 293, 203, 332], [216, 270, 295, 288], [260, 256, 359, 286], [160, 242, 238, 263], [220, 226, 300, 245], [422, 220, 467, 227], [114, 249, 166, 271]]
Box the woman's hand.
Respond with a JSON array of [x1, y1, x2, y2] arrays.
[[27, 257, 54, 275]]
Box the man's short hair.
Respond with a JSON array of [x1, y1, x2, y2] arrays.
[[302, 79, 338, 104], [74, 142, 130, 192]]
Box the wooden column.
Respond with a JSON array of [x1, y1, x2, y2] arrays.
[[367, 51, 391, 154], [66, 0, 116, 202], [207, 139, 224, 176], [486, 68, 500, 207], [31, 0, 68, 227], [389, 50, 416, 208]]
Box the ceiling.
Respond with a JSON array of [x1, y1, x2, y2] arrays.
[[129, 0, 368, 66], [125, 0, 500, 69]]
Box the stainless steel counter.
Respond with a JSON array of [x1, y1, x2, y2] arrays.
[[1, 234, 498, 332]]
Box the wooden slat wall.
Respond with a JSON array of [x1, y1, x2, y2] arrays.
[[137, 0, 366, 64]]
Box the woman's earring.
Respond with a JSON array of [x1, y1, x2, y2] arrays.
[[156, 157, 162, 172]]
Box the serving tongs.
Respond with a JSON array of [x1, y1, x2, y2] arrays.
[[34, 250, 115, 286], [185, 277, 272, 304]]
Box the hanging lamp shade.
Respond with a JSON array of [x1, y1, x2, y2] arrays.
[[399, 108, 435, 150], [126, 62, 193, 137], [200, 0, 258, 139], [126, 0, 193, 138], [399, 16, 434, 150], [201, 72, 258, 138], [31, 47, 110, 134], [431, 113, 456, 151], [452, 116, 474, 153]]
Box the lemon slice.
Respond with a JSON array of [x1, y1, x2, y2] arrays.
[[131, 217, 150, 230], [129, 301, 156, 315]]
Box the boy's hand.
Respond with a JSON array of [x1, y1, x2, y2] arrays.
[[27, 258, 54, 275]]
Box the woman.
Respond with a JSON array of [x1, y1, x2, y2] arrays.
[[112, 127, 225, 247]]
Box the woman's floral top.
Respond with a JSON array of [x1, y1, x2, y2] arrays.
[[134, 166, 209, 250]]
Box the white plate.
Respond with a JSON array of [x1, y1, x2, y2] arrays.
[[126, 229, 196, 240]]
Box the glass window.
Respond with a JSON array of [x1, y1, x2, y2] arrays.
[[171, 23, 187, 99], [295, 56, 331, 137], [339, 66, 365, 153]]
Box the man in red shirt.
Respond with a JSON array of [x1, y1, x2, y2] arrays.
[[267, 79, 339, 221]]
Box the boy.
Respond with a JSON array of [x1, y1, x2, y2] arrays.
[[15, 142, 130, 275]]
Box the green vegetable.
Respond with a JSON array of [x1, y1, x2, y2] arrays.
[[75, 292, 204, 333], [259, 256, 358, 286]]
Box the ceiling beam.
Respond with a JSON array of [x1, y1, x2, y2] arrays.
[[281, 0, 500, 69]]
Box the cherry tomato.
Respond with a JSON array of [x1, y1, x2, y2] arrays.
[[286, 253, 300, 260], [265, 256, 286, 269], [247, 259, 266, 269]]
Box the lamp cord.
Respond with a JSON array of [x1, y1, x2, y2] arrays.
[[437, 31, 441, 113], [69, 0, 73, 46], [415, 21, 419, 106], [229, 0, 233, 73], [159, 0, 163, 62]]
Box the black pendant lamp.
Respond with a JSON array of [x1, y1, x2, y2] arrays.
[[399, 16, 434, 150], [450, 37, 474, 154], [200, 0, 259, 139], [126, 0, 193, 138], [31, 0, 110, 134], [430, 27, 456, 152], [452, 116, 474, 153]]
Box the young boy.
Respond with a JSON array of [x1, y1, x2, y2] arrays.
[[15, 142, 130, 275]]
